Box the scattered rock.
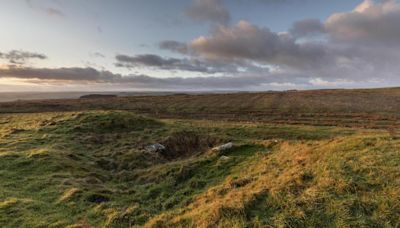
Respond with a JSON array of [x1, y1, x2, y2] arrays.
[[212, 142, 233, 153], [146, 143, 166, 153]]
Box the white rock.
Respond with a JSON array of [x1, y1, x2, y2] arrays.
[[146, 143, 166, 153], [212, 142, 233, 152], [219, 156, 230, 161]]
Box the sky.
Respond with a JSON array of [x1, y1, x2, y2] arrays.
[[0, 0, 399, 91]]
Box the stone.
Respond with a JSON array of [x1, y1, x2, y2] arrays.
[[146, 143, 166, 153], [219, 155, 230, 161], [212, 142, 233, 152]]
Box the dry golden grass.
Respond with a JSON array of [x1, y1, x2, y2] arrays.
[[146, 134, 400, 227]]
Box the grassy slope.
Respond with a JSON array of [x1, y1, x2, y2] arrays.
[[0, 111, 399, 227]]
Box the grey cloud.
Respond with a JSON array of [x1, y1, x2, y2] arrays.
[[0, 66, 120, 82], [159, 40, 188, 54], [289, 19, 325, 38], [115, 54, 241, 74], [0, 66, 274, 89], [181, 0, 400, 77], [190, 21, 283, 61], [90, 52, 106, 58], [325, 0, 400, 45], [186, 0, 230, 24], [1, 64, 398, 90], [0, 50, 47, 65], [160, 13, 400, 86], [116, 54, 179, 67], [189, 21, 329, 69], [14, 0, 400, 90]]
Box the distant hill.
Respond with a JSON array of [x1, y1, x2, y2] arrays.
[[79, 94, 117, 99]]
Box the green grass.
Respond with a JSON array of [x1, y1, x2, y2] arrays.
[[0, 111, 399, 227]]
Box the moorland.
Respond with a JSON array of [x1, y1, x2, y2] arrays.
[[0, 88, 399, 227]]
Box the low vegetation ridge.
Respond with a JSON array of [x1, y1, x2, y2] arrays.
[[79, 94, 118, 99], [0, 111, 399, 227], [2, 87, 400, 129]]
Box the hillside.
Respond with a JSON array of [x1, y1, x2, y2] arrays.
[[2, 88, 400, 129], [1, 111, 399, 227]]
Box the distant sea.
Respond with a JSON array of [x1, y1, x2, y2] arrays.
[[0, 92, 171, 102], [0, 91, 234, 103], [0, 92, 91, 102]]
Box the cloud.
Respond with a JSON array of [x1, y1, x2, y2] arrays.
[[326, 0, 400, 45], [45, 7, 65, 17], [115, 54, 242, 74], [0, 50, 47, 65], [159, 40, 188, 54], [90, 52, 106, 58], [0, 65, 275, 89], [116, 54, 180, 68], [170, 0, 400, 85], [186, 0, 231, 24], [0, 59, 397, 90], [0, 66, 120, 82], [309, 78, 354, 87], [10, 0, 400, 91], [159, 4, 400, 88], [289, 19, 325, 38], [188, 21, 328, 70], [26, 0, 65, 17]]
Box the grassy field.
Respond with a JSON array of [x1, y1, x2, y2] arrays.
[[0, 110, 399, 227], [2, 88, 400, 129]]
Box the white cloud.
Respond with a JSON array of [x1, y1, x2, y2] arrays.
[[309, 78, 354, 87]]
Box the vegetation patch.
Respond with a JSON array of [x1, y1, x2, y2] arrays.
[[67, 111, 164, 134]]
